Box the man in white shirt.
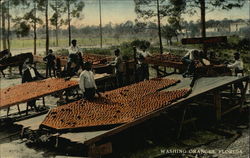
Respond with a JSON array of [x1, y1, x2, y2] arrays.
[[181, 49, 200, 77], [79, 62, 98, 100], [136, 45, 152, 81], [68, 39, 81, 55], [67, 39, 83, 75], [110, 49, 123, 87], [227, 52, 244, 73], [227, 52, 244, 91]]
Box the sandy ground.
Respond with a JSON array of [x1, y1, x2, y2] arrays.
[[0, 68, 249, 158]]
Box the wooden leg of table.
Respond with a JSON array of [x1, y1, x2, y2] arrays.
[[7, 107, 10, 117], [42, 97, 45, 107], [156, 66, 160, 77], [26, 104, 29, 115], [177, 106, 187, 139], [240, 80, 249, 110], [214, 90, 221, 121], [55, 134, 59, 148], [17, 104, 21, 115]]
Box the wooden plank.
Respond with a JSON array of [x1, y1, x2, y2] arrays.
[[181, 36, 227, 44]]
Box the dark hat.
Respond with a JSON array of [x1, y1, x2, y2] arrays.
[[114, 49, 120, 54], [234, 52, 240, 56], [140, 45, 147, 49]]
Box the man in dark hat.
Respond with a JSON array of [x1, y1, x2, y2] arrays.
[[22, 58, 45, 111]]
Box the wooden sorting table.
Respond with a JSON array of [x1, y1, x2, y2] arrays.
[[0, 74, 111, 116], [15, 75, 249, 157], [144, 55, 231, 77], [34, 54, 113, 72], [0, 78, 78, 116]]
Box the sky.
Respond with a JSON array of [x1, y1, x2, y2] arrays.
[[9, 0, 250, 27], [73, 0, 250, 27]]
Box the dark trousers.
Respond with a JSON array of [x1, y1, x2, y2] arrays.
[[27, 100, 38, 111], [182, 56, 195, 75], [136, 63, 149, 82], [46, 63, 55, 78], [116, 72, 123, 87], [84, 88, 96, 100]]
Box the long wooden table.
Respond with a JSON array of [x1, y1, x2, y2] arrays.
[[0, 74, 111, 116], [15, 75, 249, 157], [0, 78, 78, 109]]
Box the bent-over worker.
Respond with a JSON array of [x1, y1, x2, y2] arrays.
[[181, 49, 200, 77]]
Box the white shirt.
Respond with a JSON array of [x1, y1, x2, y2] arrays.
[[68, 45, 81, 55], [136, 49, 152, 65], [137, 49, 152, 58], [79, 70, 97, 93], [110, 55, 123, 73], [28, 67, 36, 78], [228, 59, 244, 70], [184, 49, 195, 60]]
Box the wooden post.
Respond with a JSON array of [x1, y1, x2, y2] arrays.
[[213, 90, 221, 121], [156, 0, 163, 54], [177, 106, 187, 139]]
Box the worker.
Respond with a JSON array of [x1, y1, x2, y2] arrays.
[[43, 49, 56, 78], [227, 52, 244, 91], [136, 54, 148, 82], [181, 49, 200, 77], [135, 45, 152, 80], [67, 39, 83, 75], [227, 52, 244, 76], [79, 62, 99, 100], [22, 58, 45, 111], [110, 49, 123, 87]]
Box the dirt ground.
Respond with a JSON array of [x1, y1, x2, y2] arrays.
[[0, 69, 249, 158]]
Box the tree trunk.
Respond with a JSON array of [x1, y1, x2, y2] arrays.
[[55, 0, 59, 46], [7, 0, 10, 51], [67, 1, 71, 46], [156, 0, 163, 54], [200, 0, 206, 53], [99, 0, 102, 48], [1, 3, 7, 50], [34, 0, 37, 55], [45, 0, 49, 55]]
